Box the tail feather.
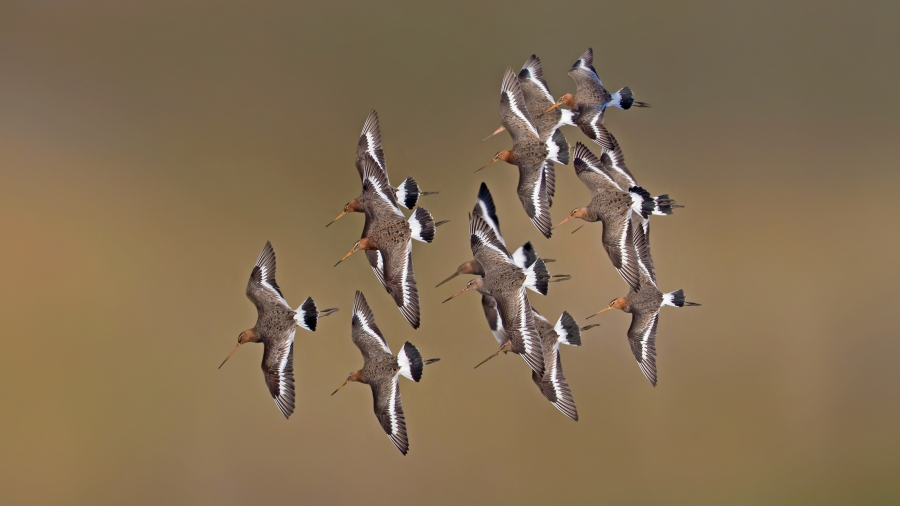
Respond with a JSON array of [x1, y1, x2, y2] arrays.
[[628, 186, 655, 219], [554, 311, 582, 346], [524, 258, 550, 296], [512, 241, 538, 270], [295, 297, 319, 331], [611, 86, 635, 109], [551, 129, 569, 165], [396, 177, 420, 210], [398, 342, 425, 382], [662, 289, 701, 307], [651, 194, 678, 215], [409, 207, 436, 243]]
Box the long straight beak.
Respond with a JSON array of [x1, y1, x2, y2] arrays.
[[333, 244, 359, 267], [331, 378, 350, 396], [435, 271, 460, 288], [478, 125, 506, 144], [553, 215, 576, 230], [475, 159, 498, 173], [218, 343, 242, 369], [442, 285, 471, 303], [325, 211, 346, 227], [545, 100, 563, 113], [571, 225, 585, 234], [586, 306, 614, 320], [474, 349, 503, 369]]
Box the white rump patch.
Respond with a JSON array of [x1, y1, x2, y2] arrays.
[[523, 261, 541, 294], [396, 182, 409, 207], [511, 245, 529, 269], [408, 214, 422, 241], [553, 318, 569, 345], [557, 109, 576, 127]]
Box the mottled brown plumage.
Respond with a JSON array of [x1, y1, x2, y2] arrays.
[[587, 222, 699, 387], [219, 242, 337, 419], [332, 291, 439, 455], [327, 109, 435, 228], [478, 68, 554, 238], [334, 155, 437, 329], [444, 212, 544, 376]]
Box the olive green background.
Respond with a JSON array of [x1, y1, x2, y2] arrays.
[[2, 1, 899, 504]]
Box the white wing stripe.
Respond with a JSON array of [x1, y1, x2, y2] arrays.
[[504, 90, 539, 138], [476, 200, 505, 246], [473, 229, 510, 260], [531, 177, 541, 213], [364, 132, 385, 173], [388, 375, 400, 436], [516, 290, 534, 356], [401, 242, 412, 306], [526, 75, 554, 103], [355, 309, 391, 355]]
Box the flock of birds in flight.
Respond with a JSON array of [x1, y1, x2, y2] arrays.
[[219, 48, 700, 455]]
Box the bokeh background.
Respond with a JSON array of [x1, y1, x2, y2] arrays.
[[2, 1, 899, 504]]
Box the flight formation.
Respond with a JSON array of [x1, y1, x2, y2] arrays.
[[219, 48, 700, 455]]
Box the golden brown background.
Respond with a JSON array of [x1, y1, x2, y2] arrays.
[[2, 1, 899, 504]]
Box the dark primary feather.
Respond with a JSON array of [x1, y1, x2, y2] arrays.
[[351, 291, 392, 361], [499, 67, 540, 146], [372, 377, 408, 455], [262, 338, 295, 418], [628, 311, 660, 386], [355, 109, 387, 180]]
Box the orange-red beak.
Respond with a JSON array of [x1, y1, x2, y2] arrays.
[[554, 214, 577, 230], [442, 285, 471, 303], [478, 125, 506, 144], [218, 343, 242, 369], [325, 211, 347, 227], [586, 306, 614, 320]]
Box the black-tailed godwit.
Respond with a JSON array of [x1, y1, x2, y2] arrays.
[[555, 142, 677, 290], [333, 154, 440, 329], [477, 68, 562, 238], [586, 222, 699, 386], [218, 242, 338, 419], [546, 48, 649, 149], [443, 211, 545, 376], [326, 110, 436, 228], [331, 291, 439, 455]]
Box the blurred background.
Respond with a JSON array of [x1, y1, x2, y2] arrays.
[[2, 0, 899, 503]]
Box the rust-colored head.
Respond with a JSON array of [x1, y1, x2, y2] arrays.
[[333, 238, 375, 267], [238, 328, 261, 344], [218, 329, 261, 369], [554, 207, 591, 229], [475, 150, 515, 172], [545, 93, 576, 112], [586, 297, 627, 320], [331, 370, 363, 395], [325, 199, 365, 227], [609, 297, 628, 310], [435, 260, 484, 288], [442, 277, 486, 303], [494, 150, 515, 164]]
